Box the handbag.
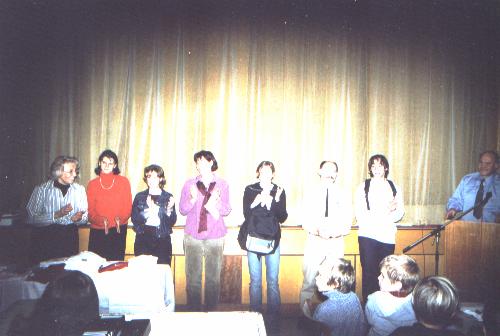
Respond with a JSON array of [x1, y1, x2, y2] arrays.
[[245, 233, 275, 254], [238, 204, 279, 255]]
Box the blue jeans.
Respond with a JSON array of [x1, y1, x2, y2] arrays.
[[247, 245, 281, 315], [183, 234, 224, 311]]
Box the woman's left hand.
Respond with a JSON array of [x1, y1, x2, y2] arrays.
[[275, 186, 283, 202], [167, 196, 175, 211]]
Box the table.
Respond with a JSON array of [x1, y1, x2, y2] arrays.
[[145, 311, 266, 336], [0, 260, 175, 315]]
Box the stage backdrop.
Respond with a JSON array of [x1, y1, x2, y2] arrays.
[[2, 0, 499, 225]]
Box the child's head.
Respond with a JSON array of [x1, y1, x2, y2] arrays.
[[412, 276, 459, 329], [378, 254, 420, 296], [315, 258, 355, 294]]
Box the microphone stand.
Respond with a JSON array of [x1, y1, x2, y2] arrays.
[[402, 193, 492, 275]]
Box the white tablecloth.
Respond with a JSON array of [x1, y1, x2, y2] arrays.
[[0, 263, 175, 315], [146, 311, 267, 336]]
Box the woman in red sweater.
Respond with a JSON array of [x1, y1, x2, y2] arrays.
[[86, 149, 132, 260]]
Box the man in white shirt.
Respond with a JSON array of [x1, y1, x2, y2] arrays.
[[299, 161, 352, 316], [26, 155, 88, 264]]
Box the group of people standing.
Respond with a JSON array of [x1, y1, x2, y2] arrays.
[[25, 148, 499, 329], [26, 150, 230, 314]]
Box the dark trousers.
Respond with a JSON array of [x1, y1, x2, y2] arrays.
[[29, 224, 79, 265], [358, 236, 395, 303], [88, 225, 128, 261], [134, 231, 172, 265]]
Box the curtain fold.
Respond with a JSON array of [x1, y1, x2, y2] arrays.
[[23, 1, 498, 226]]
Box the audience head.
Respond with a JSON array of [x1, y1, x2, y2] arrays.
[[478, 150, 498, 177], [49, 156, 80, 185], [143, 164, 166, 189], [412, 276, 459, 329], [378, 254, 420, 296], [10, 270, 99, 336], [315, 258, 355, 294], [94, 149, 121, 175], [368, 154, 390, 178], [194, 150, 218, 173]]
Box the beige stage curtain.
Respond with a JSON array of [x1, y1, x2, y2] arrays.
[[30, 2, 499, 226]]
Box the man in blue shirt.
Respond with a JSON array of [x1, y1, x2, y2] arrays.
[[446, 150, 499, 223]]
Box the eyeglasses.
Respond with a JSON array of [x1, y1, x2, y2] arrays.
[[63, 169, 79, 175]]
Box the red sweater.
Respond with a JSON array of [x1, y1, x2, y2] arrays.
[[87, 173, 132, 230]]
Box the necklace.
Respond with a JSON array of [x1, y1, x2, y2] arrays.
[[99, 177, 115, 190]]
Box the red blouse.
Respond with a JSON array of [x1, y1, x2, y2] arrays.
[[86, 173, 132, 230]]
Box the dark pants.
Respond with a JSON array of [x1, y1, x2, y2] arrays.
[[358, 236, 395, 303], [88, 225, 128, 261], [29, 224, 79, 265], [134, 231, 172, 265]]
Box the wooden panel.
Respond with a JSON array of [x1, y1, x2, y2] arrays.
[[78, 226, 89, 252], [280, 256, 304, 304], [174, 256, 187, 304], [75, 225, 451, 305], [480, 223, 500, 301], [395, 226, 445, 255], [125, 230, 136, 255], [445, 221, 499, 301], [241, 255, 304, 305], [220, 256, 242, 303]]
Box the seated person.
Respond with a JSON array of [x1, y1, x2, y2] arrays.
[[390, 276, 464, 335], [305, 258, 367, 336], [366, 254, 420, 336], [8, 270, 99, 336]]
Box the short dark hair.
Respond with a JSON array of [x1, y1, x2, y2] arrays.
[[319, 160, 338, 172], [10, 270, 99, 336], [412, 276, 459, 328], [143, 164, 166, 189], [368, 154, 389, 178], [325, 258, 355, 294], [480, 150, 499, 163], [256, 161, 275, 178], [49, 156, 80, 180], [94, 149, 121, 175], [194, 150, 218, 171], [380, 254, 420, 296]]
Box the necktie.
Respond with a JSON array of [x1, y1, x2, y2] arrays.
[[473, 179, 485, 219], [325, 188, 329, 217], [196, 181, 216, 232]]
